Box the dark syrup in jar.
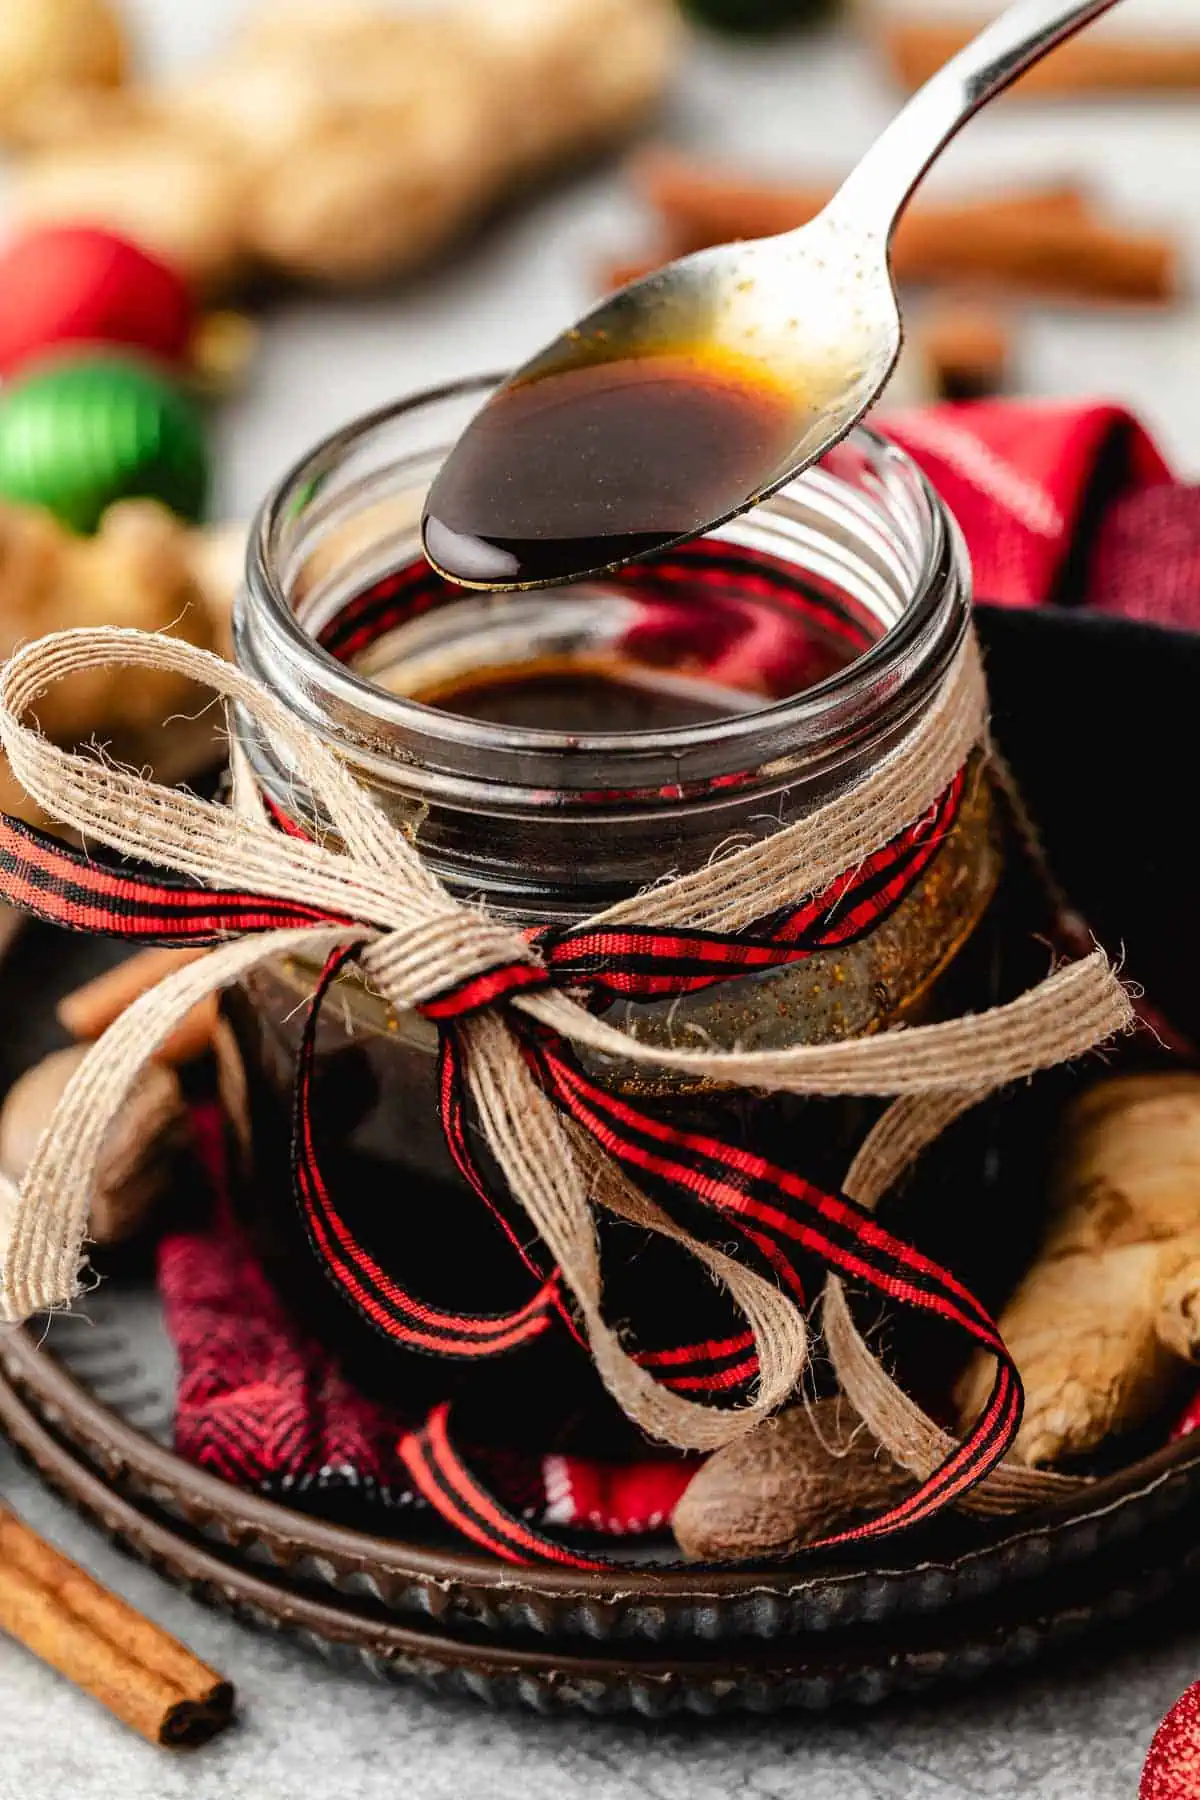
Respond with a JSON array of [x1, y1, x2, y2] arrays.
[[409, 642, 855, 731], [414, 661, 744, 730], [421, 349, 800, 589]]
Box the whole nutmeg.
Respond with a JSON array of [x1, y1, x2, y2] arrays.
[[672, 1399, 911, 1562], [0, 1044, 190, 1245], [0, 496, 216, 750]]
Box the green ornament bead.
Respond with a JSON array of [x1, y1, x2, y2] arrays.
[[0, 353, 209, 533]]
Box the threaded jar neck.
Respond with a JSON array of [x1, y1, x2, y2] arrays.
[[235, 376, 970, 917]]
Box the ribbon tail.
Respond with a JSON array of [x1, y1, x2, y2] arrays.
[[824, 1088, 1089, 1517], [434, 1013, 807, 1412], [519, 949, 1134, 1096], [0, 627, 438, 900], [395, 1354, 1018, 1571], [290, 950, 560, 1358], [817, 1342, 1023, 1546], [525, 1032, 1029, 1513], [399, 1402, 611, 1572], [572, 1124, 806, 1412], [461, 1011, 813, 1452], [435, 1026, 577, 1343], [823, 1271, 1081, 1518], [0, 925, 358, 1323]]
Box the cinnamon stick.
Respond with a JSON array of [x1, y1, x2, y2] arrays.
[[0, 1502, 233, 1746], [879, 20, 1200, 96], [626, 152, 1177, 305], [902, 212, 1174, 305], [635, 150, 1090, 248], [920, 298, 1012, 400], [605, 250, 674, 293], [58, 946, 217, 1066]]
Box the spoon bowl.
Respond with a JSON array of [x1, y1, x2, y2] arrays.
[[421, 217, 901, 591], [423, 0, 1124, 593]]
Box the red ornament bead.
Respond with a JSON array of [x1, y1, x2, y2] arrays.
[[0, 226, 193, 378], [1142, 1681, 1200, 1800]]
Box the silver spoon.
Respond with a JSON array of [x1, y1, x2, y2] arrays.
[[422, 0, 1125, 592]]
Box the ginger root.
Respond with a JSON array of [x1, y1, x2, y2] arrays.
[[956, 1073, 1200, 1468], [0, 0, 126, 147], [0, 498, 215, 733], [0, 497, 239, 826], [9, 0, 680, 292]]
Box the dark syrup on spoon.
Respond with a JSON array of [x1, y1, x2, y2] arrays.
[[421, 350, 800, 589]]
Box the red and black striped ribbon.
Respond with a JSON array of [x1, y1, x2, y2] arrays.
[[0, 541, 1021, 1567], [399, 1401, 611, 1570], [295, 946, 564, 1359], [0, 811, 347, 942], [430, 766, 965, 1018], [280, 760, 967, 1389]]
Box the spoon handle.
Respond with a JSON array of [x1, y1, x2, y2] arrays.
[[832, 0, 1125, 232]]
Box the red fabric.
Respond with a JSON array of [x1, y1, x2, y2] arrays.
[[886, 398, 1171, 608], [164, 1106, 696, 1530], [162, 1185, 694, 1528], [1089, 483, 1200, 632], [160, 397, 1199, 1538]]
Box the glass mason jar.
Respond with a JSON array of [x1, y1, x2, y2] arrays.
[[228, 375, 1002, 1436]]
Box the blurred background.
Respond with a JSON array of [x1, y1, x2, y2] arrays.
[[0, 0, 1196, 535]]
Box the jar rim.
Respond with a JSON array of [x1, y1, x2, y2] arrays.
[[241, 373, 968, 797]]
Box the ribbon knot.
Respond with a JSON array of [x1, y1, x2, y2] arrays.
[[0, 619, 1132, 1565], [362, 914, 549, 1021]]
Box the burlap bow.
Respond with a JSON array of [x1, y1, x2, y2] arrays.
[[0, 624, 1131, 1481]]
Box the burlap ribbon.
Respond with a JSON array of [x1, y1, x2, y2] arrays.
[[0, 623, 1132, 1484]]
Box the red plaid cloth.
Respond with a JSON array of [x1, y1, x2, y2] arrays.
[[887, 398, 1173, 610], [161, 398, 1199, 1534]]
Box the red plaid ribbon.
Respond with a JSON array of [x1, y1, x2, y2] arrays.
[[0, 540, 1021, 1568]]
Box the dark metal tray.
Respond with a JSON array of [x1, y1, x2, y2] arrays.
[[4, 1282, 1200, 1650], [3, 1360, 1196, 1718]]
